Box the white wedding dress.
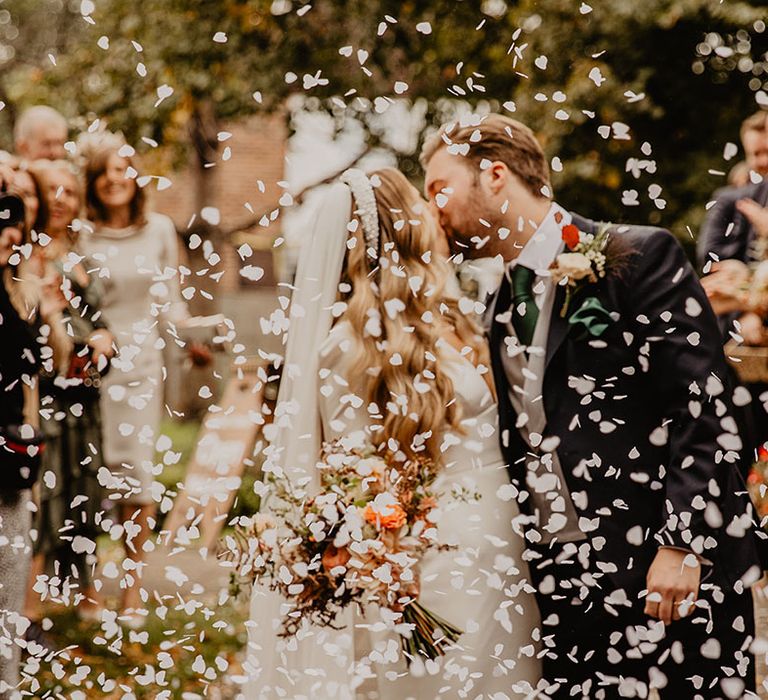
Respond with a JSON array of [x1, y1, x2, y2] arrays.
[[243, 182, 541, 699], [314, 321, 543, 699]]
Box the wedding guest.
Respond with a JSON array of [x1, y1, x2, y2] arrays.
[[698, 110, 768, 275], [13, 107, 68, 163], [79, 142, 207, 625], [21, 160, 114, 627], [699, 110, 768, 471], [0, 165, 42, 696], [708, 208, 768, 331]]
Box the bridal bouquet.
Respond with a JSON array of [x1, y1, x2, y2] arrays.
[[221, 440, 462, 663]]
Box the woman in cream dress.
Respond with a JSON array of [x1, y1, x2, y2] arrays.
[[79, 144, 191, 622]]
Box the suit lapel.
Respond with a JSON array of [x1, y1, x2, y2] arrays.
[[489, 275, 515, 420], [488, 276, 528, 462], [545, 283, 569, 371], [569, 212, 598, 236]]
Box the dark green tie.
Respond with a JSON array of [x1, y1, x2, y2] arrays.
[[511, 265, 538, 346]]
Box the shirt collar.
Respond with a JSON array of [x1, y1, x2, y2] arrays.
[[511, 202, 572, 276]]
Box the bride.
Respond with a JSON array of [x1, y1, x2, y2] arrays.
[[244, 168, 542, 699]]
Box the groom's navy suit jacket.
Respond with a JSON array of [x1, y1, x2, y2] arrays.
[[489, 214, 766, 596]]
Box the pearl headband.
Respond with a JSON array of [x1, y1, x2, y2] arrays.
[[340, 168, 379, 265]]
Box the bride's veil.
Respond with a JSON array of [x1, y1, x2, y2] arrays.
[[243, 182, 360, 699], [263, 181, 351, 481]]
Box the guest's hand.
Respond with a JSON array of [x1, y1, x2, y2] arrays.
[[87, 329, 116, 366], [37, 276, 68, 320], [738, 311, 767, 346], [0, 164, 15, 192], [708, 258, 750, 285], [736, 198, 768, 238], [0, 226, 21, 267], [701, 260, 751, 314], [644, 548, 700, 625], [703, 280, 749, 315]]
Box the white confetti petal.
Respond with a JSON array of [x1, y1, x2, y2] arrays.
[[201, 207, 221, 225], [240, 265, 265, 282]]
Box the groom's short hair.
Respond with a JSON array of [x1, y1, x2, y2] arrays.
[[420, 114, 551, 198]]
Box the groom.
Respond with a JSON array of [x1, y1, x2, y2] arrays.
[[421, 115, 765, 698]]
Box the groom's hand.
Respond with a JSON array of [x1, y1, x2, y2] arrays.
[[644, 548, 701, 625]]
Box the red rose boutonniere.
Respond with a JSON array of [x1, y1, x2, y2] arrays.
[[550, 222, 612, 317], [561, 223, 581, 251]]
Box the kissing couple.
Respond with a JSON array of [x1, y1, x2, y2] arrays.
[[245, 114, 765, 700]]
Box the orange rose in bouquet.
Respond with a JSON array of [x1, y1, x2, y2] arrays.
[[364, 500, 407, 530]]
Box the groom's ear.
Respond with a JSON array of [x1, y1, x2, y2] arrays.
[[481, 161, 510, 196]]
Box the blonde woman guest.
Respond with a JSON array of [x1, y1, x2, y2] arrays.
[[20, 161, 114, 626], [79, 144, 207, 624]]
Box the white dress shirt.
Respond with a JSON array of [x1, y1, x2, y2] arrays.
[[506, 201, 571, 310]]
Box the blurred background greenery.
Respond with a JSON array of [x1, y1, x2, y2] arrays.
[[1, 0, 768, 247]]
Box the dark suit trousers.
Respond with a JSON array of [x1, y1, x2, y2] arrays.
[[528, 543, 756, 699]]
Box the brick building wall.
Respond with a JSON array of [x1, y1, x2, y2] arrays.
[[153, 113, 287, 294]]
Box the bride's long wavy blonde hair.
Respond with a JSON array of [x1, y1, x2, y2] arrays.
[[339, 168, 487, 463]]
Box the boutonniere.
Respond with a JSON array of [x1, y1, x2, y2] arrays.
[[550, 222, 611, 317]]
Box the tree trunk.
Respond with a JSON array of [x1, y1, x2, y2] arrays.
[[170, 100, 223, 419], [187, 100, 221, 318]]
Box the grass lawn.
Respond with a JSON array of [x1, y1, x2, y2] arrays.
[[24, 597, 249, 699], [19, 418, 259, 698]]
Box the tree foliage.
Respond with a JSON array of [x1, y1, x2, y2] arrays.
[[1, 0, 767, 239]]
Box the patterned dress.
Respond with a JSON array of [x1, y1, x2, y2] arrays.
[[0, 274, 40, 692], [32, 251, 109, 589]]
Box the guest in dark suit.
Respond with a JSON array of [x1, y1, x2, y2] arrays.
[[698, 180, 768, 272], [422, 114, 765, 699], [698, 110, 768, 476], [698, 109, 768, 324]]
